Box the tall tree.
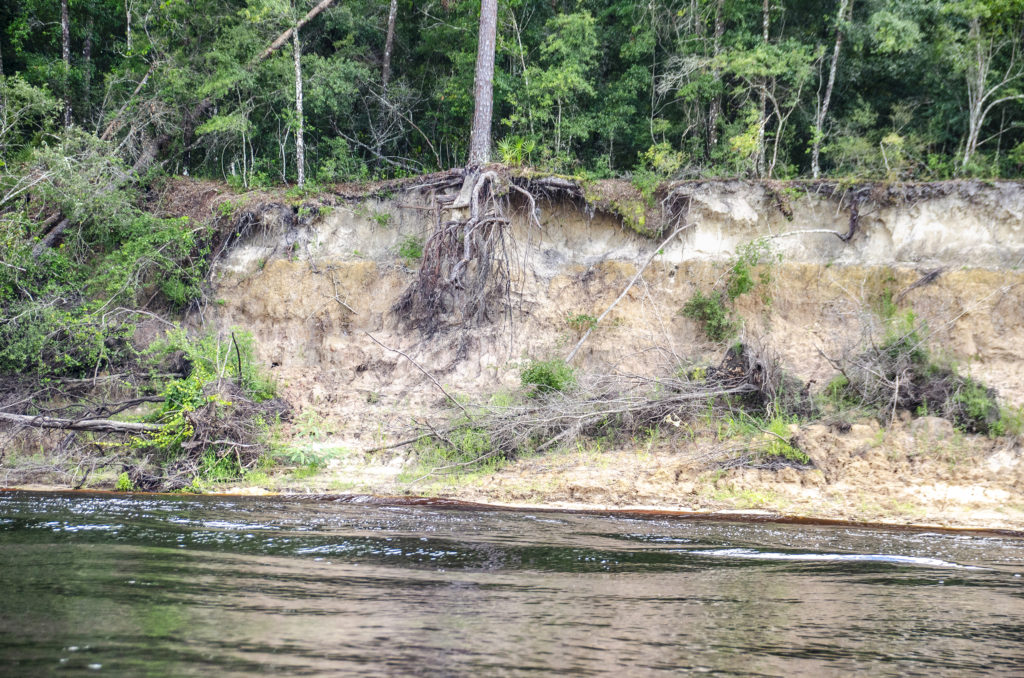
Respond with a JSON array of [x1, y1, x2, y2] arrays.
[[293, 26, 305, 186], [756, 0, 770, 176], [468, 0, 497, 166], [812, 0, 852, 179], [62, 0, 71, 127], [708, 0, 725, 154], [953, 1, 1024, 170], [382, 0, 398, 93]]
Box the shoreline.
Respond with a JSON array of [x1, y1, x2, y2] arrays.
[[5, 484, 1024, 538]]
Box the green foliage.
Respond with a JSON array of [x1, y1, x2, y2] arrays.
[[681, 290, 737, 342], [397, 235, 423, 263], [3, 0, 1024, 182], [148, 329, 277, 403], [727, 240, 774, 301], [681, 239, 776, 343], [520, 359, 576, 396], [721, 411, 810, 465], [952, 378, 1001, 435], [404, 424, 502, 481], [881, 311, 928, 366], [566, 312, 598, 334], [115, 472, 136, 492], [497, 136, 536, 167]]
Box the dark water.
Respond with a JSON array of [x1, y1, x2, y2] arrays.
[[1, 492, 1023, 677]]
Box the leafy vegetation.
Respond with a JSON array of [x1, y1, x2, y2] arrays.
[[682, 239, 775, 342], [397, 235, 423, 263], [520, 359, 576, 396], [2, 0, 1021, 184]]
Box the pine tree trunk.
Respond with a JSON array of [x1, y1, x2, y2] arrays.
[[62, 0, 72, 127], [812, 0, 850, 179], [382, 0, 398, 93], [468, 0, 498, 166], [293, 28, 305, 186]]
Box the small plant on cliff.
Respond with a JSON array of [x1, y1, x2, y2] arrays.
[[681, 239, 776, 343], [681, 290, 737, 342], [398, 235, 424, 263], [566, 312, 598, 334], [520, 359, 576, 396]]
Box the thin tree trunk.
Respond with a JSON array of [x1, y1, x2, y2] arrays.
[[62, 0, 72, 127], [707, 0, 724, 155], [294, 28, 305, 186], [125, 0, 132, 53], [382, 0, 398, 93], [468, 0, 498, 166], [83, 16, 94, 120], [755, 0, 770, 177], [0, 34, 5, 76], [812, 0, 850, 179]]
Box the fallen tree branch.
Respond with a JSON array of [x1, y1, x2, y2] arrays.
[[364, 332, 470, 418], [0, 411, 161, 434], [566, 222, 693, 363], [252, 0, 338, 65]]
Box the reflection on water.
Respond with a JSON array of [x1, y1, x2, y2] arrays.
[[0, 492, 1022, 677]]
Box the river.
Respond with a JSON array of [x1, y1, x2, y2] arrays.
[[1, 491, 1022, 676]]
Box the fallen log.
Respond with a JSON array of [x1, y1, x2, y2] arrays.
[[0, 411, 161, 434]]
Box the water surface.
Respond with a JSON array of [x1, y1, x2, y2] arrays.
[[1, 491, 1022, 676]]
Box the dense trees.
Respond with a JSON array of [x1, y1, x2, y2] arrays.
[[0, 0, 1022, 184]]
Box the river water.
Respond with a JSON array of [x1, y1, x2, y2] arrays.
[[1, 491, 1022, 676]]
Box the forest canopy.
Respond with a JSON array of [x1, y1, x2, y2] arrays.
[[1, 0, 1023, 186]]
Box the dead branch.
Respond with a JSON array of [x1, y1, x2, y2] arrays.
[[895, 268, 945, 303], [0, 411, 161, 433], [364, 332, 470, 417], [566, 222, 693, 363], [252, 0, 338, 65]]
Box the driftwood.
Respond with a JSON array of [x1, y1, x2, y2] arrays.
[[0, 411, 161, 434]]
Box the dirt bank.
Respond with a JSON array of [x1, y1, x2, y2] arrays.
[[184, 177, 1024, 529], [6, 177, 1024, 529]]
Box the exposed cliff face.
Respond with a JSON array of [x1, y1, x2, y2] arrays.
[[201, 179, 1024, 527], [210, 180, 1024, 413]]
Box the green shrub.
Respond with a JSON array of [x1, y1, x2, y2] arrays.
[[726, 239, 773, 301], [952, 378, 1000, 435], [520, 359, 576, 395], [115, 472, 135, 492], [681, 290, 737, 342], [566, 312, 598, 333], [398, 235, 424, 262]]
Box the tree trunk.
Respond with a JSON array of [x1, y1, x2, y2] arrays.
[[62, 0, 72, 127], [0, 411, 161, 434], [468, 0, 498, 166], [707, 0, 724, 155], [83, 16, 94, 120], [125, 0, 132, 53], [294, 28, 305, 186], [812, 0, 850, 179], [382, 0, 398, 93], [756, 0, 769, 177]]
